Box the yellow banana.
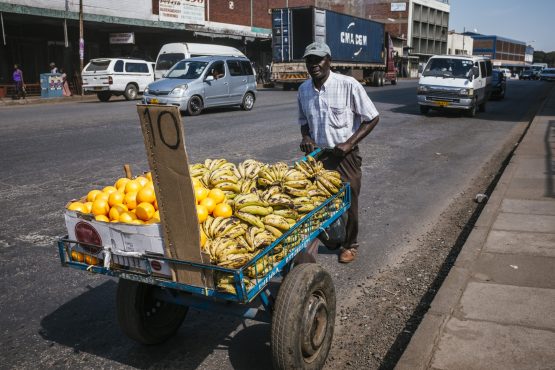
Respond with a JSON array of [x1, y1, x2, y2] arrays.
[[283, 179, 312, 189], [239, 205, 273, 216], [273, 208, 299, 219], [215, 182, 241, 193], [263, 214, 291, 231], [283, 186, 309, 198], [264, 224, 283, 238], [235, 211, 265, 229]]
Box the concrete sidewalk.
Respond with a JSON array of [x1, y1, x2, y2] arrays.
[[397, 86, 555, 369], [0, 94, 99, 107]]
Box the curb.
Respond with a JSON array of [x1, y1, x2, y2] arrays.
[[0, 94, 102, 107]]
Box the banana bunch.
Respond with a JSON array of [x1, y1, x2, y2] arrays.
[[245, 226, 276, 251], [314, 169, 342, 197], [189, 163, 209, 179], [205, 236, 248, 264], [202, 216, 245, 241], [257, 162, 289, 187], [236, 177, 258, 194], [294, 156, 323, 179], [245, 255, 274, 278], [214, 272, 254, 294], [237, 159, 265, 179]]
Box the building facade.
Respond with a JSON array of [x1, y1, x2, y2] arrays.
[[470, 33, 529, 73], [447, 31, 473, 55]]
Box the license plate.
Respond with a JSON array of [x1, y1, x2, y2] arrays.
[[93, 87, 103, 91], [436, 101, 449, 107], [149, 98, 159, 104]]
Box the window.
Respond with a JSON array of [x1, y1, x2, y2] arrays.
[[166, 61, 208, 79], [114, 60, 124, 72], [85, 60, 110, 72], [241, 61, 254, 75], [209, 61, 226, 79], [156, 53, 185, 70], [227, 60, 243, 76], [479, 61, 486, 77], [125, 62, 149, 73], [485, 60, 492, 77], [423, 58, 474, 78]]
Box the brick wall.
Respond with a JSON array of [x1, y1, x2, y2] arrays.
[[366, 1, 409, 38]]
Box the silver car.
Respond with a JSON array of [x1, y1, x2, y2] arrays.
[[142, 55, 257, 115]]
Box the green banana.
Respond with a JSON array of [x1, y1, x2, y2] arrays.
[[239, 205, 273, 216]]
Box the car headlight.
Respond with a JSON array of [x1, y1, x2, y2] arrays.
[[417, 85, 429, 94], [459, 88, 473, 96], [169, 84, 188, 97], [144, 87, 149, 95]]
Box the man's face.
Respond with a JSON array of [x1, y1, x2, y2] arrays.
[[305, 55, 331, 80]]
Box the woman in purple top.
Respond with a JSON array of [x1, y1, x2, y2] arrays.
[[13, 64, 25, 99]]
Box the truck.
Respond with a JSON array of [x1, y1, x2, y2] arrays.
[[270, 6, 397, 90]]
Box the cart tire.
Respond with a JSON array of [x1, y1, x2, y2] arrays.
[[271, 264, 336, 370], [117, 278, 188, 345]]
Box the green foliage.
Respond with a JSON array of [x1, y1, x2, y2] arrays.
[[533, 51, 555, 67]]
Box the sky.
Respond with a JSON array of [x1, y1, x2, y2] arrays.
[[449, 0, 554, 52]]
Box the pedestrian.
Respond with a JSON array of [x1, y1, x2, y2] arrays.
[[297, 42, 380, 263], [60, 68, 72, 96], [12, 64, 26, 100], [50, 62, 58, 74]]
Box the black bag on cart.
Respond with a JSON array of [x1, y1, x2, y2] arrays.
[[318, 213, 347, 250]]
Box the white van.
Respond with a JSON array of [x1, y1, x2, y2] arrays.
[[82, 58, 154, 102], [417, 55, 492, 117], [155, 43, 246, 79]]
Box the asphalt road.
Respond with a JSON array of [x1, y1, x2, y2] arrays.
[[0, 79, 552, 369]]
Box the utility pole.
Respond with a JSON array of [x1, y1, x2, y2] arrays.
[[79, 0, 84, 95]]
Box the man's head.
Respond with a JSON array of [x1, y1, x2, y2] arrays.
[[14, 64, 18, 69], [50, 62, 56, 67], [303, 42, 331, 81]]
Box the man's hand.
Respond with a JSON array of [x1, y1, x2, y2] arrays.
[[300, 136, 317, 154], [333, 142, 354, 157]]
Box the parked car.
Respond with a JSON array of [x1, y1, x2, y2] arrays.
[[520, 69, 534, 80], [82, 58, 154, 102], [539, 68, 555, 81], [143, 55, 257, 115], [490, 70, 506, 99]]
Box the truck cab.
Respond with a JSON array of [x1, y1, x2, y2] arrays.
[[417, 55, 492, 117]]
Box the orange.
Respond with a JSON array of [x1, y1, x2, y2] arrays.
[[153, 198, 158, 210], [137, 186, 156, 204], [199, 228, 207, 247], [150, 210, 160, 222], [114, 177, 130, 190], [135, 176, 149, 187], [129, 219, 145, 225], [145, 172, 153, 181], [124, 191, 138, 210], [109, 204, 128, 221], [192, 177, 202, 188], [92, 199, 110, 216], [213, 203, 232, 218], [71, 250, 84, 262], [196, 204, 209, 223], [84, 255, 99, 265], [95, 215, 110, 222], [207, 188, 226, 204], [200, 197, 217, 213], [118, 211, 137, 223], [124, 180, 142, 194], [194, 186, 209, 203], [136, 202, 156, 221], [86, 189, 102, 202], [102, 186, 118, 195], [108, 191, 125, 207], [67, 201, 86, 213], [83, 202, 93, 214], [95, 192, 109, 203]]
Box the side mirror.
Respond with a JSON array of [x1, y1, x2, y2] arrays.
[[205, 75, 214, 81], [162, 73, 167, 78], [472, 67, 480, 78]]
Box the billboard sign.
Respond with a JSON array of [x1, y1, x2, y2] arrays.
[[159, 0, 205, 25]]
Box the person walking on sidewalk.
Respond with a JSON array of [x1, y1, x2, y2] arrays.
[[60, 68, 72, 96], [297, 42, 380, 263], [12, 64, 26, 100]]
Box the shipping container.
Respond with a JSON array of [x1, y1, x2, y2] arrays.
[[271, 6, 397, 89]]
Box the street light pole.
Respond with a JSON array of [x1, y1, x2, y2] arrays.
[[79, 0, 84, 95]]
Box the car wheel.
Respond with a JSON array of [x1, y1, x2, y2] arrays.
[[187, 95, 203, 116], [97, 91, 111, 102], [241, 92, 255, 111], [466, 100, 477, 117], [124, 84, 138, 101], [419, 105, 430, 115]]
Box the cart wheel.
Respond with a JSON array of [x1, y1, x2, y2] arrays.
[[271, 264, 336, 370], [117, 278, 188, 345]]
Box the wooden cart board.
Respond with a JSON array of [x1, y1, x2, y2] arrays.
[[137, 105, 212, 287]]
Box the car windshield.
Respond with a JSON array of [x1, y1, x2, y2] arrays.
[[165, 61, 208, 79], [542, 69, 555, 73], [423, 58, 474, 78], [156, 53, 185, 71]]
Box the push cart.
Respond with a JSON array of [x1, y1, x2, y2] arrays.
[[57, 150, 350, 369]]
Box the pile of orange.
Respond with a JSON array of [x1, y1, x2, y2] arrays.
[[67, 172, 160, 225], [192, 178, 232, 223]]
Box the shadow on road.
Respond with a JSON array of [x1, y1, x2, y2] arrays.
[[39, 280, 272, 369]]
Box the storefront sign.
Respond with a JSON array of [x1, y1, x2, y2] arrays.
[[159, 0, 205, 25], [391, 2, 407, 11], [109, 32, 135, 44]]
